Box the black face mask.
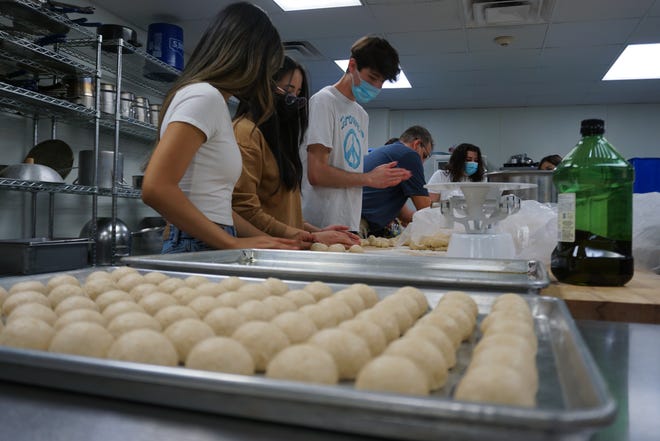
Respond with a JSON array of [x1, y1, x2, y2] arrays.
[[275, 93, 300, 122]]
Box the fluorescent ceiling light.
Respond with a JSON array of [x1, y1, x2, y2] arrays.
[[334, 59, 412, 89], [273, 0, 361, 11], [603, 43, 660, 80]]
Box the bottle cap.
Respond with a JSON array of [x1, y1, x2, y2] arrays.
[[580, 119, 605, 136]]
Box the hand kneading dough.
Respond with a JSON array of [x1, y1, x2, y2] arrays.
[[185, 337, 254, 375], [0, 317, 54, 350], [55, 309, 107, 331], [203, 307, 246, 336], [454, 364, 535, 407], [107, 329, 178, 367], [271, 311, 318, 344], [338, 319, 387, 357], [231, 321, 290, 372], [384, 337, 448, 390], [266, 344, 338, 385], [163, 318, 215, 362], [107, 311, 162, 337], [8, 302, 57, 326], [308, 329, 370, 380], [355, 355, 429, 396], [49, 322, 114, 358]]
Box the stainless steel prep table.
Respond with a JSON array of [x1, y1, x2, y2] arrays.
[[0, 320, 656, 441]]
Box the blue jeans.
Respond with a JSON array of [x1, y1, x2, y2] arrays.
[[161, 224, 236, 254]]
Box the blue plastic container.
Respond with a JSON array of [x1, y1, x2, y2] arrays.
[[629, 157, 660, 193], [146, 23, 184, 71]]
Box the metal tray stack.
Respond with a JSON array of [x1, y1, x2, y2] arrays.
[[0, 267, 615, 441]]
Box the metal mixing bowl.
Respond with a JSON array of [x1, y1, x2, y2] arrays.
[[0, 163, 65, 183]]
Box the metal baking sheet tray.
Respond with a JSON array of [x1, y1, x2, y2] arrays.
[[122, 249, 550, 294], [0, 268, 614, 441]]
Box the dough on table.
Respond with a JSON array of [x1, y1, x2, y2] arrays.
[[54, 296, 99, 316], [271, 311, 318, 344], [470, 345, 538, 393], [310, 242, 329, 252], [302, 281, 333, 302], [171, 286, 203, 305], [48, 284, 86, 308], [138, 292, 178, 316], [317, 297, 354, 324], [217, 276, 244, 292], [405, 324, 456, 368], [454, 364, 535, 407], [355, 355, 429, 396], [7, 302, 57, 326], [372, 301, 414, 334], [380, 293, 421, 320], [479, 308, 534, 334], [261, 296, 298, 314], [237, 300, 278, 322], [0, 317, 54, 350], [102, 301, 144, 322], [431, 304, 475, 339], [107, 329, 178, 367], [49, 322, 114, 358], [46, 274, 81, 291], [187, 296, 220, 319], [154, 305, 199, 329], [107, 311, 162, 337], [355, 308, 400, 342], [333, 288, 366, 315], [3, 291, 50, 316], [115, 273, 146, 292], [109, 266, 139, 282], [348, 244, 364, 253], [157, 277, 186, 294], [416, 313, 462, 348], [350, 284, 380, 308], [480, 321, 538, 353], [327, 243, 346, 252], [85, 270, 112, 283], [55, 309, 107, 331], [308, 328, 371, 380], [338, 319, 387, 357], [195, 282, 226, 297], [282, 290, 316, 308], [163, 318, 215, 362], [384, 337, 448, 390], [95, 290, 133, 311], [203, 307, 246, 336], [231, 321, 290, 372], [9, 281, 47, 295], [473, 332, 537, 358], [266, 344, 338, 385], [83, 278, 118, 300], [216, 291, 250, 308], [185, 337, 255, 375], [438, 291, 479, 319], [261, 277, 289, 296], [298, 304, 338, 330], [142, 271, 170, 285], [184, 275, 211, 288], [128, 283, 159, 302], [491, 293, 531, 314], [392, 286, 428, 317]]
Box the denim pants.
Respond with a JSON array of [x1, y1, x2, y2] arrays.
[[161, 224, 236, 254]]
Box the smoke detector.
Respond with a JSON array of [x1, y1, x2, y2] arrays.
[[494, 35, 514, 47]]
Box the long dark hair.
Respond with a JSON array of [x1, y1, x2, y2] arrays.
[[235, 56, 309, 191], [446, 143, 485, 182]]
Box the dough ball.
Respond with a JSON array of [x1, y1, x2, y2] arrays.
[[186, 337, 254, 375], [0, 317, 54, 350], [298, 304, 337, 330], [49, 322, 114, 358], [237, 300, 278, 322], [416, 313, 462, 348], [129, 283, 159, 302], [282, 290, 316, 308], [317, 297, 354, 324], [9, 280, 47, 295], [261, 277, 289, 296], [154, 305, 199, 329], [102, 301, 144, 323], [203, 307, 246, 336], [303, 281, 333, 301], [8, 302, 57, 326], [333, 288, 366, 315], [327, 243, 346, 252], [350, 284, 380, 308], [142, 271, 170, 285], [479, 309, 534, 334], [184, 275, 211, 288], [372, 301, 414, 334], [85, 270, 112, 283], [393, 286, 429, 316], [480, 322, 538, 353], [261, 295, 298, 314], [438, 291, 479, 318], [355, 308, 400, 342], [54, 296, 99, 316], [454, 364, 535, 407], [107, 311, 162, 337], [164, 318, 215, 362], [308, 328, 371, 380], [431, 304, 475, 340], [116, 273, 145, 292], [46, 274, 80, 291], [310, 242, 329, 251], [471, 345, 538, 392], [195, 282, 226, 297], [138, 292, 178, 316], [83, 278, 118, 300], [491, 293, 531, 314], [55, 309, 107, 331], [348, 244, 364, 253], [231, 321, 290, 372], [48, 284, 86, 308], [216, 291, 249, 308], [217, 276, 244, 292], [405, 324, 456, 368], [157, 277, 186, 294], [107, 329, 178, 367], [109, 266, 139, 281], [384, 337, 448, 390], [3, 291, 50, 316], [338, 319, 387, 357], [355, 355, 429, 396], [171, 286, 202, 305], [187, 296, 220, 318], [380, 293, 421, 319], [271, 311, 318, 344], [95, 290, 132, 311], [474, 333, 537, 358], [237, 283, 270, 301], [266, 344, 338, 385]]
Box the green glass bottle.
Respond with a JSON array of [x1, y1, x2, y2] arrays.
[[551, 119, 634, 286]]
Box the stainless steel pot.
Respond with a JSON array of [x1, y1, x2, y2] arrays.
[[487, 170, 556, 203], [76, 150, 124, 188], [79, 217, 131, 265], [0, 163, 64, 183], [131, 226, 165, 256]]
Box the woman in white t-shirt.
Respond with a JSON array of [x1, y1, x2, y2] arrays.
[[141, 3, 303, 253], [427, 143, 487, 202]]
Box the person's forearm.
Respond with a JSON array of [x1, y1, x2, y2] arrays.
[[232, 211, 270, 237], [307, 160, 367, 188], [303, 222, 322, 233]]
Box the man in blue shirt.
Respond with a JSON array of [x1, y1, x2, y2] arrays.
[[361, 126, 434, 237]]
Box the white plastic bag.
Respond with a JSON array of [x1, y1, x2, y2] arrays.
[[633, 192, 660, 274]]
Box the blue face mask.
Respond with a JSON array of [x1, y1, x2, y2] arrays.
[[351, 73, 381, 104], [465, 161, 478, 176]]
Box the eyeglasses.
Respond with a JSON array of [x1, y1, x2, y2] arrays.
[[276, 86, 307, 109], [417, 140, 431, 160]]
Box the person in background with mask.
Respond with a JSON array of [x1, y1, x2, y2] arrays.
[[232, 56, 359, 247], [301, 36, 411, 233], [427, 143, 486, 202], [141, 2, 301, 253]]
